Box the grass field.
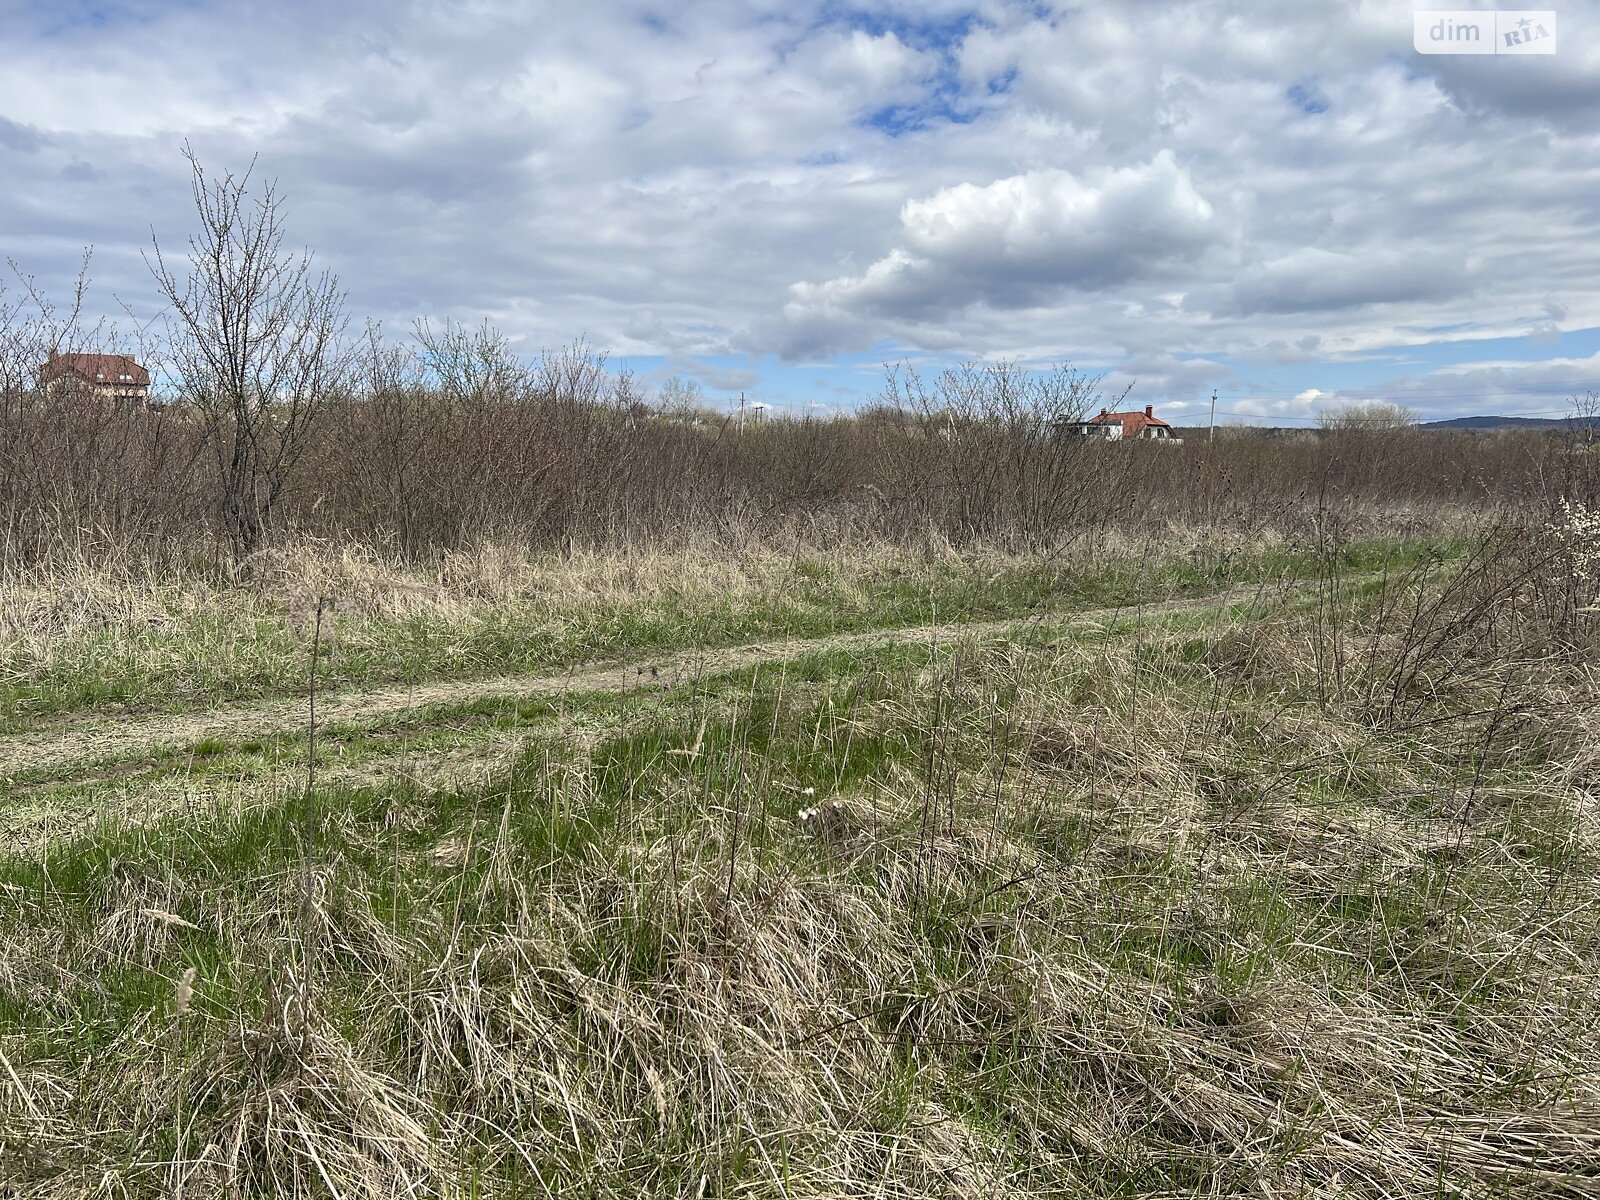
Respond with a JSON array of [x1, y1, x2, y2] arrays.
[[3, 526, 1598, 1197]]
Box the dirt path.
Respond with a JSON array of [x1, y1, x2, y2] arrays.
[[0, 587, 1266, 784]]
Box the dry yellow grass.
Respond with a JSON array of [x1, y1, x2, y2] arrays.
[[2, 521, 1597, 1197]]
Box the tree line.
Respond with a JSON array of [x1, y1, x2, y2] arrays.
[[2, 150, 1595, 569]]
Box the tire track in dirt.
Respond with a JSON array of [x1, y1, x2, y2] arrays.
[[0, 586, 1271, 785]]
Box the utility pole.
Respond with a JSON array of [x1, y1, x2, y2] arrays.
[[1208, 389, 1218, 443], [737, 391, 746, 434]]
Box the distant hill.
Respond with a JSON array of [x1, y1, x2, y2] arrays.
[[1167, 415, 1585, 435], [1422, 415, 1574, 430]]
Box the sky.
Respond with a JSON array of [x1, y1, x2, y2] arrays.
[[1, 0, 1597, 425]]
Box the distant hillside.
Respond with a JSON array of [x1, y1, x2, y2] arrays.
[[1170, 415, 1583, 435], [1422, 415, 1574, 430]]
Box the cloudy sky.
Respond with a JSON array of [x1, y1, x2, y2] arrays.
[[2, 0, 1597, 423]]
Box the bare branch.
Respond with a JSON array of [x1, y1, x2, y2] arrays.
[[146, 146, 353, 559]]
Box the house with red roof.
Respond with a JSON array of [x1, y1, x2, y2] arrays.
[[1059, 404, 1181, 442], [40, 352, 152, 404]]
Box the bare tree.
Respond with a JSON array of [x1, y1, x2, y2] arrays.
[[1571, 390, 1599, 448], [1316, 401, 1417, 431], [148, 145, 353, 560], [657, 374, 706, 418], [413, 317, 531, 407], [874, 359, 1121, 550]]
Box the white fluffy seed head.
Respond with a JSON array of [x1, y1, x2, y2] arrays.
[[175, 966, 197, 1016]]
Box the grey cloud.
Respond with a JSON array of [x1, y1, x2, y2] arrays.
[[663, 356, 760, 392], [0, 0, 1597, 414], [773, 151, 1223, 355], [1294, 353, 1600, 422], [0, 116, 46, 153], [1420, 34, 1600, 130], [1216, 248, 1476, 316], [1097, 352, 1233, 407]]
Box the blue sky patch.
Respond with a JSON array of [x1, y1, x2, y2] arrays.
[[1287, 80, 1330, 114]]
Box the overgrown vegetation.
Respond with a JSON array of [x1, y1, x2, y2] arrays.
[[5, 159, 1600, 1197], [2, 338, 1592, 568], [3, 248, 1596, 570], [0, 529, 1429, 728], [1, 522, 1597, 1196]]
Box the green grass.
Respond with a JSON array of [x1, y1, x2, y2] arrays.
[[0, 534, 1435, 728], [4, 536, 1596, 1197]]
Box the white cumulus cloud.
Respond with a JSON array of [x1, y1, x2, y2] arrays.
[[774, 151, 1222, 355]]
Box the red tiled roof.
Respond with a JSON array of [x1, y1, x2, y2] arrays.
[[41, 353, 150, 388], [1090, 407, 1172, 438]]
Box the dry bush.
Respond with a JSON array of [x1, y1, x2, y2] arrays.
[[5, 250, 1595, 569], [7, 320, 1590, 572]]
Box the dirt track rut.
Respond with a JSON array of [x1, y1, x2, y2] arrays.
[[0, 588, 1263, 784]]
